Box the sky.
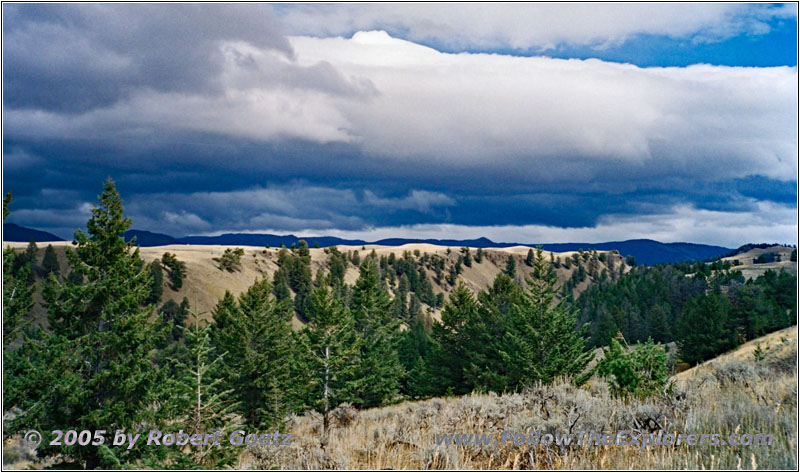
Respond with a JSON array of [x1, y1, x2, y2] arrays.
[[2, 3, 798, 248]]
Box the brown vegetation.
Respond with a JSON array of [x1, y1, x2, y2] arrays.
[[243, 329, 796, 470]]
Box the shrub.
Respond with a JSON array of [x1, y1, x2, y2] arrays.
[[214, 248, 244, 272], [161, 252, 187, 289], [597, 335, 670, 398]]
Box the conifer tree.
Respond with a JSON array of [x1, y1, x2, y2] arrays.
[[5, 179, 165, 468], [25, 238, 38, 268], [398, 318, 434, 397], [475, 247, 483, 264], [41, 244, 60, 276], [499, 248, 593, 388], [162, 252, 187, 289], [409, 294, 422, 318], [165, 313, 241, 468], [350, 259, 404, 408], [677, 289, 732, 364], [159, 297, 190, 344], [2, 193, 34, 345], [285, 241, 313, 320], [526, 248, 535, 266], [271, 268, 292, 303], [504, 254, 516, 277], [145, 259, 164, 305], [211, 279, 295, 429], [430, 283, 481, 395], [296, 287, 363, 438], [461, 247, 472, 267]]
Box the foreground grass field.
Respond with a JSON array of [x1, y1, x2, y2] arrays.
[[244, 328, 797, 470]]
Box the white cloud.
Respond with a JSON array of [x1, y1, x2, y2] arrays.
[[162, 211, 211, 230], [363, 189, 456, 213], [275, 4, 796, 51], [6, 28, 795, 187], [285, 32, 796, 183]]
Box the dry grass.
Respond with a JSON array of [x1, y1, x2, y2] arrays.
[[719, 245, 797, 280], [244, 330, 797, 470], [6, 242, 621, 326]]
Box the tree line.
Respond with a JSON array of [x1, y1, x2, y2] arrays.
[[576, 259, 796, 364]]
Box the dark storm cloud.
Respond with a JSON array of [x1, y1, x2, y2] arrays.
[[3, 3, 292, 112]]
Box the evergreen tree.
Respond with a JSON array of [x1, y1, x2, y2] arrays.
[[525, 248, 535, 266], [25, 238, 39, 269], [398, 318, 434, 398], [499, 248, 593, 388], [211, 279, 295, 429], [447, 264, 459, 286], [41, 244, 60, 276], [296, 288, 363, 438], [327, 248, 347, 289], [162, 252, 187, 290], [159, 297, 190, 345], [475, 247, 483, 264], [2, 193, 34, 345], [408, 294, 422, 318], [5, 179, 165, 468], [648, 305, 671, 343], [165, 313, 241, 468], [460, 275, 519, 392], [285, 242, 313, 320], [504, 255, 516, 277], [677, 289, 732, 365], [429, 284, 481, 395], [461, 247, 472, 267], [213, 248, 244, 272], [349, 259, 404, 408], [271, 268, 291, 303], [145, 260, 164, 305]]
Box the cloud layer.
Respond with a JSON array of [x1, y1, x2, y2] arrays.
[[2, 4, 797, 247], [275, 4, 796, 51]]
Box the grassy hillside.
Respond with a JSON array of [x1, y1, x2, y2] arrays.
[[7, 241, 627, 328], [720, 245, 797, 280], [240, 328, 797, 470]]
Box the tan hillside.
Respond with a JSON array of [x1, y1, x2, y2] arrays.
[[720, 245, 797, 280], [672, 326, 797, 384], [6, 241, 627, 328]]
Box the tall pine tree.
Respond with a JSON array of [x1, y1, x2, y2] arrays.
[[165, 313, 241, 468], [499, 248, 593, 387], [349, 259, 404, 408], [296, 288, 363, 439], [41, 244, 60, 276], [3, 194, 34, 346], [211, 278, 296, 429], [5, 179, 165, 468]]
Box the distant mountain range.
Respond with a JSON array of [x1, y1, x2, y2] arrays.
[[3, 223, 733, 265], [119, 229, 731, 265], [2, 223, 65, 243]]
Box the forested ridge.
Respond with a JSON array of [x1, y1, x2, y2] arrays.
[[576, 260, 796, 363], [2, 181, 796, 469]]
